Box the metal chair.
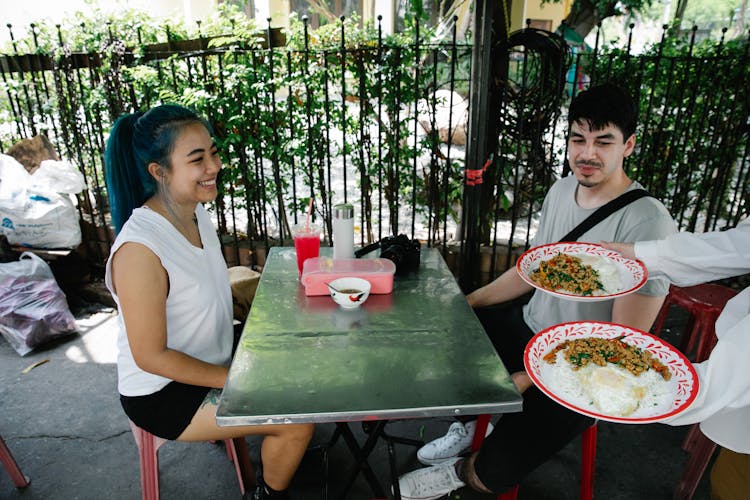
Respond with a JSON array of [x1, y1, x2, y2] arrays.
[[0, 434, 29, 488], [128, 419, 253, 500]]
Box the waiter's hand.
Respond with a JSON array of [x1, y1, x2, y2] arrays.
[[600, 241, 636, 260]]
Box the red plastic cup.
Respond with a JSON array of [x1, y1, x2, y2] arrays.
[[292, 223, 321, 275]]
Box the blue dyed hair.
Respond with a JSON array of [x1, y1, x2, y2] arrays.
[[104, 104, 210, 234], [568, 83, 638, 141]]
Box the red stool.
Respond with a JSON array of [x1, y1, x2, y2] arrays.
[[471, 415, 597, 500], [128, 420, 253, 500], [651, 284, 738, 362], [651, 284, 737, 499], [0, 434, 29, 488], [675, 426, 717, 500]]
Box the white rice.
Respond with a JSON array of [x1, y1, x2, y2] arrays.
[[579, 254, 623, 295], [542, 351, 675, 418]]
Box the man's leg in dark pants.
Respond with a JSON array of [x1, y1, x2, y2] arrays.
[[471, 301, 593, 492], [472, 386, 594, 492], [474, 302, 533, 374]]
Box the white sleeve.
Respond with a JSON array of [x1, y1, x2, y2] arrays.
[[634, 217, 750, 429], [663, 306, 750, 426], [634, 217, 750, 286]]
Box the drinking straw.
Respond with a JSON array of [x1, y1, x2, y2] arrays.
[[305, 197, 313, 230]]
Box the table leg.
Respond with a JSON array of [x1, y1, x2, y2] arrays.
[[335, 422, 387, 499], [387, 438, 402, 500], [376, 426, 423, 500], [322, 445, 330, 500]]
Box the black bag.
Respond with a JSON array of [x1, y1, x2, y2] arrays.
[[354, 234, 421, 275]]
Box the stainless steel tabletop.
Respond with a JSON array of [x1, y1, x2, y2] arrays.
[[216, 246, 522, 426]]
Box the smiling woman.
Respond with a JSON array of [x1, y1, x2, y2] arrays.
[[142, 121, 222, 246], [102, 104, 314, 499]]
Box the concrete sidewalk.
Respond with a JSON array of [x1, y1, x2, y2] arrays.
[[1, 303, 711, 499]]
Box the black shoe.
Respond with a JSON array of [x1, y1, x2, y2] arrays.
[[248, 484, 290, 500]]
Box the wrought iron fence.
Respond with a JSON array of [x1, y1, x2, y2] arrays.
[[480, 24, 750, 281], [0, 19, 748, 280], [0, 17, 473, 270]]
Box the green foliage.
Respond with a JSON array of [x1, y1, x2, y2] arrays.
[[588, 34, 750, 229], [3, 5, 173, 55], [0, 3, 467, 243], [680, 0, 744, 29], [544, 0, 653, 20]]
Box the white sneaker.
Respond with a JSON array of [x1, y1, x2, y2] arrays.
[[397, 457, 465, 500], [417, 420, 494, 465]]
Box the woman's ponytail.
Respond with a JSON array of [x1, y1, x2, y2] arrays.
[[105, 112, 154, 235]]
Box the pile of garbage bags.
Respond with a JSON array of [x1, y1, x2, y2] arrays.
[[0, 153, 86, 249], [0, 252, 79, 356]]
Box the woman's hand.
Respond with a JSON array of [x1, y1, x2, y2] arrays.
[[600, 241, 636, 260]]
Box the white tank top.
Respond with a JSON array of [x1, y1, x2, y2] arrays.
[[105, 204, 233, 396]]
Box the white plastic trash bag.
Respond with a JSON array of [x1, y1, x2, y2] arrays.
[[0, 252, 79, 356], [0, 154, 86, 248]]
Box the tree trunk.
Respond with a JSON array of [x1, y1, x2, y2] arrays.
[[674, 0, 689, 23], [736, 0, 747, 35], [561, 0, 619, 41]]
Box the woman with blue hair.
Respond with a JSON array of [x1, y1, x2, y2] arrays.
[[104, 104, 313, 500]]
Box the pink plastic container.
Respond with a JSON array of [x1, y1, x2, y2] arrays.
[[301, 257, 396, 296]]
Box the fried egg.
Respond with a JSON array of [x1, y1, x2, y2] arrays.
[[578, 364, 647, 416]]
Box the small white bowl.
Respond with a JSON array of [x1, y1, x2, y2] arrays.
[[327, 277, 371, 309]]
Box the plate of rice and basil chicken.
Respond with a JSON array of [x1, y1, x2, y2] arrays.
[[524, 321, 699, 423], [518, 243, 698, 422], [524, 321, 698, 424], [516, 242, 648, 302]]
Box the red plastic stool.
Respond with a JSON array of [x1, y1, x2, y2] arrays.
[[675, 425, 717, 500], [471, 416, 597, 500], [651, 284, 735, 499], [651, 284, 738, 362], [0, 435, 29, 488], [128, 420, 253, 500]]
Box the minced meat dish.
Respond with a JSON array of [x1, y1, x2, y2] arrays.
[[543, 336, 672, 381]]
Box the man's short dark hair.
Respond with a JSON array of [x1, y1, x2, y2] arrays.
[[568, 83, 638, 141]]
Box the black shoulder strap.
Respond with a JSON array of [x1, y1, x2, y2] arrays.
[[560, 188, 651, 242]]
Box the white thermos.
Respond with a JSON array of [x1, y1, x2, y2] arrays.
[[332, 203, 354, 259]]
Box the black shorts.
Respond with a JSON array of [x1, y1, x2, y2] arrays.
[[120, 381, 211, 440]]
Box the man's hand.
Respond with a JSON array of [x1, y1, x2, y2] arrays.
[[511, 371, 533, 393], [600, 241, 636, 260]]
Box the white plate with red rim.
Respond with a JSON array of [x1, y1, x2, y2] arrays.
[[516, 242, 648, 302], [524, 321, 699, 424]]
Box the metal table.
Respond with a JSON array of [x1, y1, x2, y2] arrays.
[[217, 246, 522, 497]]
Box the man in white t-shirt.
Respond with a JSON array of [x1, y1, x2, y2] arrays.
[[398, 84, 677, 499]]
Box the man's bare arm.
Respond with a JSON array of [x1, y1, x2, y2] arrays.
[[467, 267, 535, 308], [611, 291, 666, 332]]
